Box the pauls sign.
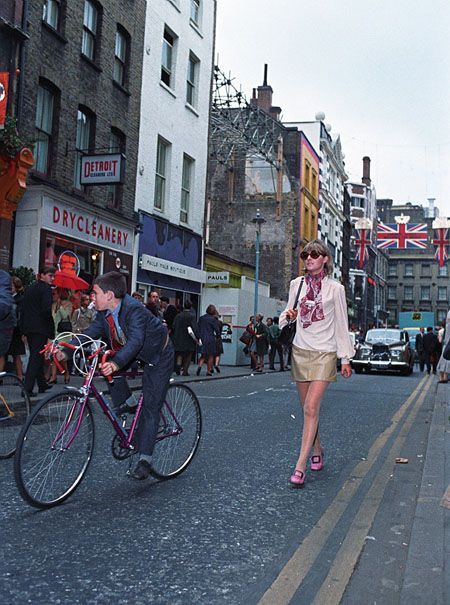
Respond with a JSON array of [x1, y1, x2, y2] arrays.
[[206, 272, 230, 284], [80, 153, 124, 185]]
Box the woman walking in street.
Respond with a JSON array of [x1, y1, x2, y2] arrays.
[[6, 277, 26, 380], [280, 240, 354, 488], [196, 304, 221, 376], [254, 313, 269, 372]]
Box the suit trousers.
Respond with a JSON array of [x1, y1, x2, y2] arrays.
[[24, 333, 48, 392], [135, 341, 174, 456], [269, 341, 284, 369]]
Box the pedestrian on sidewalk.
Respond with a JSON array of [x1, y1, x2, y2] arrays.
[[437, 311, 450, 383], [415, 327, 425, 372], [172, 300, 200, 376], [21, 266, 56, 397], [6, 276, 25, 379], [196, 304, 221, 376], [267, 316, 285, 371], [253, 314, 268, 372], [423, 326, 439, 375], [0, 270, 16, 373], [280, 240, 354, 488], [214, 312, 223, 373]]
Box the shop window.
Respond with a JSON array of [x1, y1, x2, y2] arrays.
[[82, 0, 100, 61], [161, 27, 176, 88], [114, 26, 129, 87], [107, 128, 125, 209], [154, 136, 170, 211], [35, 83, 57, 175], [73, 107, 95, 189], [43, 0, 62, 31], [186, 52, 199, 107], [44, 234, 101, 285], [180, 154, 194, 223]]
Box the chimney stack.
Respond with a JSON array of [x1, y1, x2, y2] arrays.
[[362, 156, 371, 186]]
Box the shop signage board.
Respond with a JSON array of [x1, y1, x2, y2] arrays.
[[206, 272, 230, 284], [140, 253, 206, 283], [42, 198, 134, 254], [80, 153, 124, 185]]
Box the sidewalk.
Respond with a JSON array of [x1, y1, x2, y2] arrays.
[[400, 381, 449, 604]]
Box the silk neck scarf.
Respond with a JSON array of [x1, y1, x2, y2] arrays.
[[299, 270, 327, 329]]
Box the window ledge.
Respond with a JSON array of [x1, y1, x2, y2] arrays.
[[41, 21, 68, 44], [80, 53, 102, 73], [189, 20, 203, 38], [185, 102, 199, 117], [112, 79, 131, 96], [159, 81, 177, 98], [153, 207, 165, 215], [167, 0, 181, 12]]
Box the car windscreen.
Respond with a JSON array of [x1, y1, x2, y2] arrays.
[[365, 329, 402, 344]]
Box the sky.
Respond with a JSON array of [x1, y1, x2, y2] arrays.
[[215, 0, 450, 215]]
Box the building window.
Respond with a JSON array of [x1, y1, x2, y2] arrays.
[[421, 263, 431, 277], [82, 1, 98, 61], [73, 108, 93, 189], [404, 286, 413, 300], [438, 286, 447, 301], [180, 154, 194, 223], [35, 85, 55, 175], [438, 264, 448, 277], [154, 137, 170, 211], [388, 286, 397, 300], [420, 286, 430, 301], [190, 0, 200, 25], [388, 264, 397, 277], [161, 27, 175, 88], [186, 52, 199, 106], [311, 171, 318, 196], [404, 263, 414, 277], [114, 27, 129, 86], [43, 0, 61, 30], [437, 310, 447, 323], [107, 129, 125, 209], [304, 162, 311, 191]]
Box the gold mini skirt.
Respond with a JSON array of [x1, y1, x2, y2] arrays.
[[291, 345, 337, 382]]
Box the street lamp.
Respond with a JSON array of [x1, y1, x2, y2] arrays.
[[252, 208, 266, 324]]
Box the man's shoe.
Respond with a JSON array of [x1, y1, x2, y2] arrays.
[[25, 390, 36, 398], [117, 401, 138, 415], [38, 384, 53, 394], [196, 367, 201, 376], [130, 459, 153, 480], [269, 366, 275, 370], [279, 368, 285, 372]]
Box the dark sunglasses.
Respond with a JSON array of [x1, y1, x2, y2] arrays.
[[300, 250, 325, 260]]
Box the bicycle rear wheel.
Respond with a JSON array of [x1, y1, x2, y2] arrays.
[[0, 372, 30, 459], [150, 383, 202, 480], [14, 391, 95, 509]]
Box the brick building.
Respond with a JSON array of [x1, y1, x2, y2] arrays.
[[377, 199, 449, 327], [11, 0, 146, 287]]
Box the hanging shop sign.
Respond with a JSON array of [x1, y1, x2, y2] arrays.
[[206, 272, 230, 284], [80, 153, 125, 185], [42, 198, 134, 254]]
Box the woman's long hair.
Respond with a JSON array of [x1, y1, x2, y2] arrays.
[[302, 240, 334, 275]]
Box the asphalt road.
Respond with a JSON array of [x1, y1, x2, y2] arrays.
[[1, 369, 435, 604]]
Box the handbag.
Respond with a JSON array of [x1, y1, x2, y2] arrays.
[[239, 330, 253, 346], [278, 277, 304, 347]]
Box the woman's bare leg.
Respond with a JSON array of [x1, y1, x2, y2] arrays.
[[295, 380, 329, 472], [14, 355, 23, 381]]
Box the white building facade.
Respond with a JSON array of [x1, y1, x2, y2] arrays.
[[134, 0, 216, 314], [287, 117, 347, 280]]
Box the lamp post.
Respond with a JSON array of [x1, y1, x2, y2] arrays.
[[252, 208, 266, 325]]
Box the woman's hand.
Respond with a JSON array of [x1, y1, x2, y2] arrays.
[[285, 309, 298, 321], [100, 361, 119, 377], [341, 363, 352, 378]]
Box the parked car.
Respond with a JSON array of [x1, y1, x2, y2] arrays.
[[352, 328, 414, 375]]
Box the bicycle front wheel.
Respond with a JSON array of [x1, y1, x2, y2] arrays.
[[14, 391, 95, 509], [0, 372, 30, 459], [150, 383, 202, 480]]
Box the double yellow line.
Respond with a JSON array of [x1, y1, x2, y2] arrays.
[[259, 374, 432, 605]]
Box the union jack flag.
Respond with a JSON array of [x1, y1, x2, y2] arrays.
[[432, 228, 450, 267], [355, 228, 371, 269], [377, 223, 428, 250]]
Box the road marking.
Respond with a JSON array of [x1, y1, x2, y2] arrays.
[[258, 375, 429, 605], [311, 376, 432, 605], [441, 484, 450, 509]]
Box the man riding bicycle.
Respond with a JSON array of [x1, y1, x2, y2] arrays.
[[56, 272, 174, 480]]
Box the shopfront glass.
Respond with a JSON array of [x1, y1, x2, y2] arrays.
[[43, 231, 103, 286]]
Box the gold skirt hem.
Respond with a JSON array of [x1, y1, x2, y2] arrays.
[[291, 345, 337, 382]]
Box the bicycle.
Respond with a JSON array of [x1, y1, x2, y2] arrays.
[[0, 372, 30, 459], [14, 334, 202, 509]]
